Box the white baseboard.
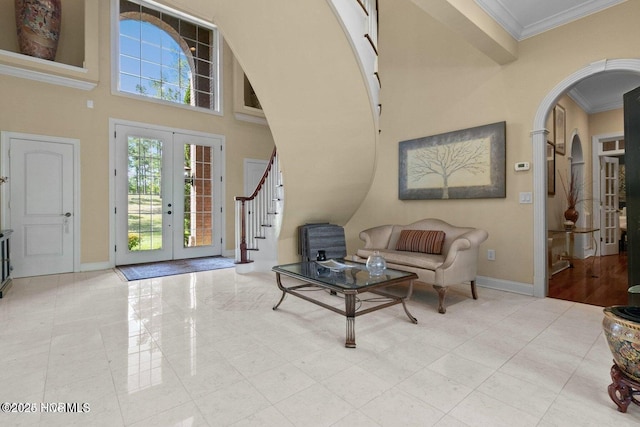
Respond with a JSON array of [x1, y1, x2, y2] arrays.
[[476, 275, 535, 296]]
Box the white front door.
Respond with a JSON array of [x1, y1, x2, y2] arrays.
[[600, 156, 620, 256], [3, 134, 77, 277], [115, 124, 223, 265]]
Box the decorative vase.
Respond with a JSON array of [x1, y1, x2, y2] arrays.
[[564, 206, 579, 223], [15, 0, 62, 61], [602, 306, 640, 382], [366, 250, 386, 277]]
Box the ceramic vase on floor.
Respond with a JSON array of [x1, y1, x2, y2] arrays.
[[602, 306, 640, 382], [15, 0, 62, 61]]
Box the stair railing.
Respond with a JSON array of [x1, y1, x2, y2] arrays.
[[235, 147, 280, 264]]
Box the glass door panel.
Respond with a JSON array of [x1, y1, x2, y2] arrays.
[[600, 156, 619, 256], [116, 126, 173, 265], [173, 133, 222, 259], [128, 137, 164, 251]]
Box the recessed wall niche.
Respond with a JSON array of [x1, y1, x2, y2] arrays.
[[233, 56, 267, 125], [0, 0, 99, 88], [1, 0, 84, 68]]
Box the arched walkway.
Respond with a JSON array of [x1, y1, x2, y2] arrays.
[[532, 59, 640, 297]]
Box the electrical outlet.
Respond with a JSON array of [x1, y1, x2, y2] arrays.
[[487, 249, 496, 261]]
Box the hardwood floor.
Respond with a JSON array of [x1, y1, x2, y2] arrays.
[[548, 251, 629, 307]]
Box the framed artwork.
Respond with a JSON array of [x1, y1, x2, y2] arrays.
[[554, 104, 566, 155], [547, 141, 555, 195], [398, 121, 506, 199]]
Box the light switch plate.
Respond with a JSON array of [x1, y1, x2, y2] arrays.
[[519, 192, 532, 204]]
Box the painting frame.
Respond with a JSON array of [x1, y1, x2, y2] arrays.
[[554, 104, 566, 155], [547, 141, 555, 195], [398, 121, 506, 200]]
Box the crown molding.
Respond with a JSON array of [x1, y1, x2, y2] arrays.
[[475, 0, 626, 41]]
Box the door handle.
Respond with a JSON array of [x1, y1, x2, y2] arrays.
[[63, 212, 72, 217], [167, 211, 172, 215]]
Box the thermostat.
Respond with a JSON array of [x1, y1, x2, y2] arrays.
[[514, 162, 530, 171]]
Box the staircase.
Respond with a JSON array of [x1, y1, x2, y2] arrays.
[[234, 148, 283, 273], [215, 0, 379, 264]]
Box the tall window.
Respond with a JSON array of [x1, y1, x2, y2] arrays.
[[117, 0, 218, 111]]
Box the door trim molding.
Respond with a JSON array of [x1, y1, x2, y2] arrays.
[[108, 118, 226, 267], [0, 131, 81, 274]]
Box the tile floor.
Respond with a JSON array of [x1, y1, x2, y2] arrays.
[[0, 267, 639, 426]]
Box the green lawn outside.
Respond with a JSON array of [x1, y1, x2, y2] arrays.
[[128, 194, 163, 251]]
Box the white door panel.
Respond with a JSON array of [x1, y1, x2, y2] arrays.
[[115, 126, 173, 265], [7, 137, 75, 277], [172, 132, 223, 259]]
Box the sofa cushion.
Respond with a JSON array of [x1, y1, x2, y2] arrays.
[[395, 230, 446, 254], [356, 249, 444, 270]]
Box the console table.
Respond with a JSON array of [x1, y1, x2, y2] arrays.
[[548, 227, 599, 277], [0, 230, 13, 298]]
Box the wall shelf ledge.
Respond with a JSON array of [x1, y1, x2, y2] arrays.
[[0, 49, 97, 91]]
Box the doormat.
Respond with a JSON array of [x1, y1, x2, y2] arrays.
[[116, 256, 236, 281]]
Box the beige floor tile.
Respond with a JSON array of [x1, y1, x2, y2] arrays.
[[0, 267, 625, 426]]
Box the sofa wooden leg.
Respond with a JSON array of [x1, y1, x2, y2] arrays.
[[471, 280, 478, 300], [433, 285, 447, 314]]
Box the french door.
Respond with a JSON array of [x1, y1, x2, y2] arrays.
[[115, 124, 223, 265], [600, 156, 620, 256]]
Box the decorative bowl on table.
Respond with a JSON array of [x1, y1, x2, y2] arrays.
[[602, 306, 640, 382]]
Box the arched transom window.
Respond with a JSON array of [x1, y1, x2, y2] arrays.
[[117, 0, 218, 111]]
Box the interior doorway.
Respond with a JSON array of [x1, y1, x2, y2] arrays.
[[533, 59, 640, 299], [113, 122, 224, 266]]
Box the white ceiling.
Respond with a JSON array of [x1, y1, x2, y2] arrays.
[[474, 0, 640, 113], [474, 0, 626, 41]]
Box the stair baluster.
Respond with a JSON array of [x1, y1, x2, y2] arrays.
[[235, 148, 279, 264]]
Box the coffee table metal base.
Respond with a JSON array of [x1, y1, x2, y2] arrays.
[[273, 272, 417, 348]]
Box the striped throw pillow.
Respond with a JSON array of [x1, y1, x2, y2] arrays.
[[395, 230, 446, 254]]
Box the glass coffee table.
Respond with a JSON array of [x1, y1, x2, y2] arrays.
[[272, 260, 418, 348]]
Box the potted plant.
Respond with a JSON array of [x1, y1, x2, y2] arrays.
[[560, 169, 581, 229]]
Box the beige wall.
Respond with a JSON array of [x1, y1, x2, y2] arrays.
[[344, 0, 640, 287], [590, 109, 624, 136], [0, 0, 275, 264]]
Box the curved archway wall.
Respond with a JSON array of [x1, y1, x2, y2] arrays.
[[532, 59, 640, 297], [161, 0, 378, 262]]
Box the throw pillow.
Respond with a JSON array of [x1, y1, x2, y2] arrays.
[[395, 230, 445, 254]]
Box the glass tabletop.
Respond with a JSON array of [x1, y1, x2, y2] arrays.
[[272, 259, 416, 290]]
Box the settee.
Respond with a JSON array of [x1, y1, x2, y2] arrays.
[[353, 218, 489, 313]]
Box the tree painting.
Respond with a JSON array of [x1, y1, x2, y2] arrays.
[[407, 138, 490, 199], [399, 121, 506, 200]]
